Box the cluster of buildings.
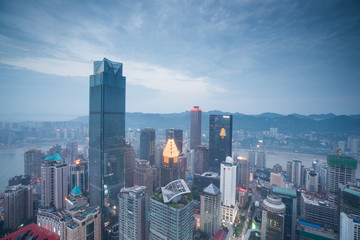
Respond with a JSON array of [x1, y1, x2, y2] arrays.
[[2, 58, 360, 240]]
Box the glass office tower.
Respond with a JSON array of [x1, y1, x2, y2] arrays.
[[89, 58, 126, 223], [208, 114, 232, 172]]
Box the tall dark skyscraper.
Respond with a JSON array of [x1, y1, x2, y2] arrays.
[[140, 128, 156, 165], [166, 128, 183, 153], [89, 58, 126, 222], [190, 106, 202, 149], [208, 114, 232, 172]]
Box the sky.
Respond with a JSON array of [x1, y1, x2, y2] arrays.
[[0, 0, 359, 120]]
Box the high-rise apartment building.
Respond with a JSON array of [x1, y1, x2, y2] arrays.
[[257, 151, 266, 169], [134, 160, 154, 196], [236, 159, 249, 189], [200, 184, 221, 237], [261, 195, 286, 240], [119, 186, 149, 240], [4, 184, 33, 230], [339, 185, 360, 216], [140, 128, 156, 165], [41, 153, 68, 209], [166, 129, 183, 154], [124, 143, 135, 187], [190, 106, 202, 149], [89, 58, 126, 225], [149, 179, 193, 239], [327, 155, 357, 194], [24, 149, 43, 179], [209, 115, 232, 172], [194, 145, 208, 174], [69, 158, 89, 193], [220, 157, 237, 224], [340, 212, 360, 240], [272, 186, 297, 240], [287, 159, 303, 188], [160, 138, 180, 187]]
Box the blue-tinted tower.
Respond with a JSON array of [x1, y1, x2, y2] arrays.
[[89, 58, 126, 225]]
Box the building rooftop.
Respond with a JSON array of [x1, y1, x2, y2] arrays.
[[203, 183, 220, 196], [272, 186, 296, 198], [327, 155, 357, 169], [71, 185, 82, 196], [1, 223, 60, 240], [344, 187, 360, 197], [45, 152, 63, 161], [301, 193, 336, 208], [199, 171, 219, 178], [161, 179, 191, 203], [297, 221, 336, 240]]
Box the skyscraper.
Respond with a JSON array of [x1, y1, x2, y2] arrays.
[[248, 150, 256, 169], [140, 128, 156, 165], [209, 115, 232, 172], [287, 159, 303, 188], [160, 138, 180, 187], [166, 128, 183, 154], [327, 155, 357, 194], [261, 195, 286, 240], [220, 157, 237, 224], [119, 186, 149, 240], [200, 183, 221, 237], [190, 106, 202, 149], [89, 58, 126, 221]]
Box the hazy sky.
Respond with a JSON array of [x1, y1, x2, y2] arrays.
[[0, 0, 359, 120]]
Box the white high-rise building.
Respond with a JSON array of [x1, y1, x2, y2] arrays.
[[340, 212, 360, 240], [305, 169, 319, 193], [220, 156, 237, 223]]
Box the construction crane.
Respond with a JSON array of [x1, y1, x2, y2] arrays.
[[330, 148, 341, 158]]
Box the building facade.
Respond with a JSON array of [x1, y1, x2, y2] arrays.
[[305, 169, 319, 193], [166, 128, 183, 154], [327, 155, 357, 194], [24, 149, 43, 179], [124, 143, 135, 187], [160, 138, 180, 187], [194, 145, 208, 174], [209, 115, 232, 172], [236, 159, 249, 189], [69, 158, 89, 193]]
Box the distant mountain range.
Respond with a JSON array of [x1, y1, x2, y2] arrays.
[[72, 112, 360, 134]]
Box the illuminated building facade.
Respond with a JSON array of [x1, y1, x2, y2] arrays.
[[161, 139, 180, 186], [190, 106, 202, 149], [89, 58, 126, 225], [140, 128, 156, 165], [166, 128, 183, 154], [209, 114, 232, 172]]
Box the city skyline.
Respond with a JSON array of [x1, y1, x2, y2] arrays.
[[0, 0, 360, 120]]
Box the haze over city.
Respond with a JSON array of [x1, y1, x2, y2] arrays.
[[1, 0, 360, 121]]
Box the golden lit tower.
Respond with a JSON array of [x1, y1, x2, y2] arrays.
[[161, 139, 180, 186]]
